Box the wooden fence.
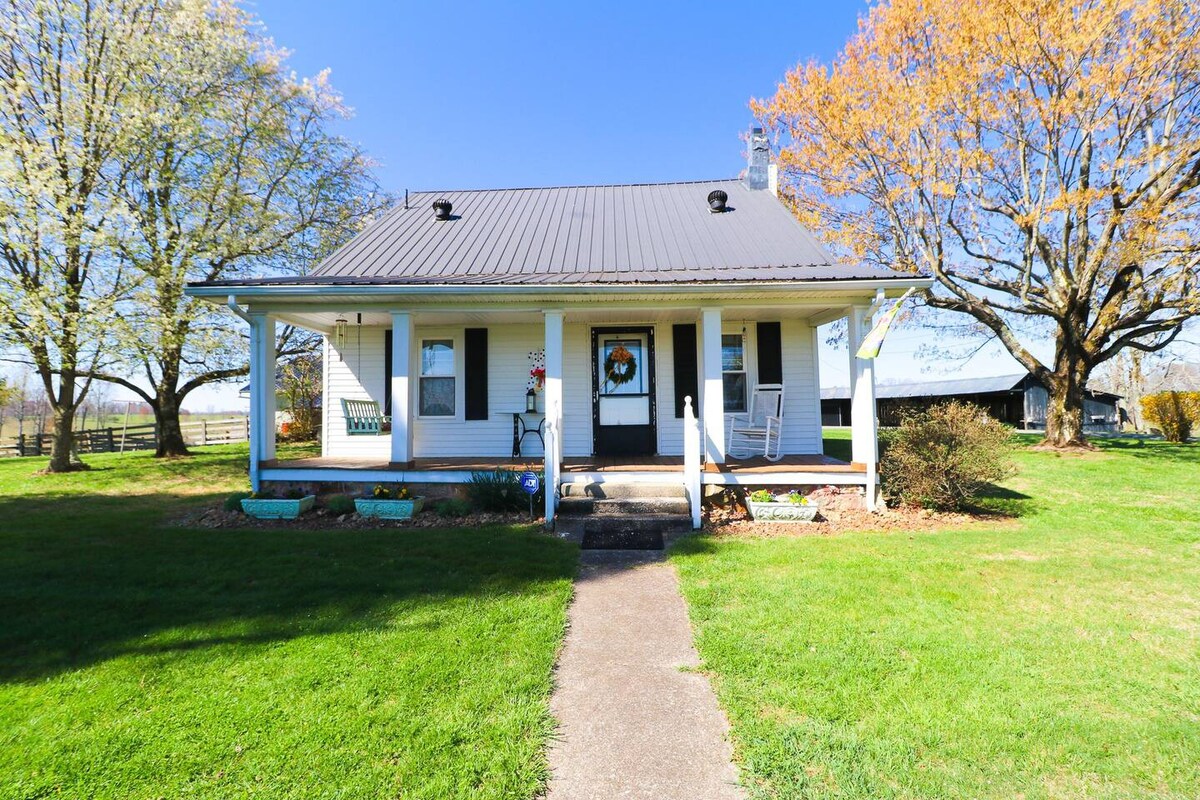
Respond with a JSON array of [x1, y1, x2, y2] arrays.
[[0, 416, 249, 457]]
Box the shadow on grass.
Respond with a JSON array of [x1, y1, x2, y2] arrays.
[[0, 491, 577, 684], [1091, 438, 1200, 463], [968, 483, 1037, 518], [822, 436, 852, 463]]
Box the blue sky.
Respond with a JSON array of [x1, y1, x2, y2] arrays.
[[177, 0, 1029, 411], [249, 0, 866, 191]]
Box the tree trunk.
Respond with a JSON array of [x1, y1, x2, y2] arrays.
[[154, 394, 191, 458], [46, 404, 84, 472], [42, 364, 86, 472], [1042, 349, 1091, 448]]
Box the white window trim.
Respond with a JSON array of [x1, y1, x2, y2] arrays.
[[721, 327, 755, 414], [415, 330, 463, 420]]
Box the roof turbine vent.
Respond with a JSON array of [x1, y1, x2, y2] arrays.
[[432, 199, 453, 221], [707, 189, 729, 213]]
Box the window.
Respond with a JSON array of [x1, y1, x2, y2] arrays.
[[419, 339, 455, 417], [722, 334, 747, 412]]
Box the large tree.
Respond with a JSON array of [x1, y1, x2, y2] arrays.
[[93, 0, 383, 457], [756, 0, 1200, 446], [0, 0, 155, 470]]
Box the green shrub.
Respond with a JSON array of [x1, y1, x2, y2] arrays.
[[223, 492, 252, 512], [881, 401, 1015, 511], [749, 489, 774, 503], [1141, 391, 1199, 442], [466, 469, 543, 512], [433, 497, 472, 518], [325, 494, 356, 515]]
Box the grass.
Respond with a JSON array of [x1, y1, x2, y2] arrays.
[[673, 435, 1200, 799], [0, 445, 577, 799]]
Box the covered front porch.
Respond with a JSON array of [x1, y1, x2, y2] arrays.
[[213, 281, 899, 525]]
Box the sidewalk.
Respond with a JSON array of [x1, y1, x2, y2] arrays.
[[545, 551, 745, 800]]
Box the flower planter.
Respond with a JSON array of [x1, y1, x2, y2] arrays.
[[746, 499, 820, 522], [241, 495, 315, 520], [354, 496, 425, 520]]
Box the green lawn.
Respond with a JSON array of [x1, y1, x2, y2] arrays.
[[673, 437, 1200, 799], [0, 445, 577, 799]]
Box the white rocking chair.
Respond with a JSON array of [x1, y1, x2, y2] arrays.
[[727, 383, 785, 461]]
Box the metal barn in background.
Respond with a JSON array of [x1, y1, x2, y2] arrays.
[[820, 373, 1123, 432]]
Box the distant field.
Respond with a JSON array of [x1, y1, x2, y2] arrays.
[[0, 412, 245, 443]]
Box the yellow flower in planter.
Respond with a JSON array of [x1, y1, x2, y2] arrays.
[[370, 484, 409, 500]]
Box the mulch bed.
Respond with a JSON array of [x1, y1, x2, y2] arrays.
[[702, 486, 1008, 537], [173, 505, 544, 531], [174, 486, 1006, 538]]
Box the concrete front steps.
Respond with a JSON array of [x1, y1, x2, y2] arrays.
[[555, 482, 693, 550]]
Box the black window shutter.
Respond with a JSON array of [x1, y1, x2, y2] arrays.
[[757, 322, 783, 385], [384, 329, 393, 416], [672, 324, 699, 418], [464, 328, 488, 420]]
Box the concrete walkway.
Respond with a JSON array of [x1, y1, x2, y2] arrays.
[[546, 551, 745, 800]]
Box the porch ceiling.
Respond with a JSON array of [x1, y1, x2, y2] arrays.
[[263, 302, 871, 334]]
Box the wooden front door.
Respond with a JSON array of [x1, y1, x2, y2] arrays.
[[592, 326, 657, 456]]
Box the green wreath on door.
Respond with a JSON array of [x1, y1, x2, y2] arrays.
[[603, 345, 638, 388]]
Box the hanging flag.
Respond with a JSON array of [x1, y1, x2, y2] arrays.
[[855, 288, 916, 359]]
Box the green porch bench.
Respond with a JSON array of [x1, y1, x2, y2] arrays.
[[340, 398, 390, 435]]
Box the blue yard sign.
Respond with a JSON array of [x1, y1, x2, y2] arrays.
[[520, 471, 541, 520]]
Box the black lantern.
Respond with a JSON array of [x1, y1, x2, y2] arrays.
[[526, 387, 537, 413]]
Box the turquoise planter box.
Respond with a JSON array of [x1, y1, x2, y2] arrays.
[[241, 495, 315, 520], [355, 497, 424, 520]]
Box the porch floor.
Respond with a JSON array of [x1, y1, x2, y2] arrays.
[[264, 454, 865, 475]]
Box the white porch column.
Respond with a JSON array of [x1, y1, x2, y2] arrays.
[[848, 305, 879, 509], [248, 312, 276, 491], [700, 307, 725, 463], [390, 311, 414, 467], [543, 310, 564, 523]]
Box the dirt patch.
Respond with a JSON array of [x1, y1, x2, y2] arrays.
[[703, 486, 1011, 538], [1028, 441, 1101, 455], [172, 505, 543, 531]]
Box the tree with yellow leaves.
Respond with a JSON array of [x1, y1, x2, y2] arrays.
[[756, 0, 1200, 447]]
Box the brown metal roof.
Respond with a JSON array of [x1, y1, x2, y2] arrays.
[[275, 179, 905, 285]]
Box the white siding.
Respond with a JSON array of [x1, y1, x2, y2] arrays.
[[413, 324, 544, 458], [320, 317, 823, 460], [780, 319, 822, 454], [324, 324, 546, 460], [560, 322, 592, 457], [324, 327, 390, 460], [656, 324, 684, 456]]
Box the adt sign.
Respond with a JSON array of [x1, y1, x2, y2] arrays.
[[520, 471, 541, 495]]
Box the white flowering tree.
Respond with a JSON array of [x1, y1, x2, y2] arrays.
[[0, 0, 385, 465], [90, 0, 385, 457], [0, 0, 158, 471]]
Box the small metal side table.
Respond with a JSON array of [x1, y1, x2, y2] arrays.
[[511, 412, 545, 458]]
